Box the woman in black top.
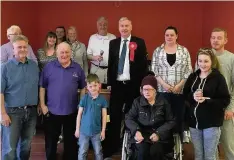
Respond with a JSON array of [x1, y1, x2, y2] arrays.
[[183, 48, 230, 160]]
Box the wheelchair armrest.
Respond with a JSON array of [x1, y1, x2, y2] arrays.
[[124, 129, 131, 134]]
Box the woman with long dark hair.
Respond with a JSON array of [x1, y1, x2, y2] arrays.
[[151, 26, 192, 141], [37, 31, 57, 71]]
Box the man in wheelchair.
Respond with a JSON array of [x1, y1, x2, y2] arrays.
[[125, 75, 176, 160]]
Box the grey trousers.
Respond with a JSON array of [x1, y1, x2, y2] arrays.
[[220, 118, 234, 160], [90, 64, 108, 84]]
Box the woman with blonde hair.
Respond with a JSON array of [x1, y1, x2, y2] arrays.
[[67, 26, 88, 76]]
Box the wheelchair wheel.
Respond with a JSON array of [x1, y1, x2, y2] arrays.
[[173, 134, 183, 160], [121, 131, 133, 160], [122, 131, 129, 160]]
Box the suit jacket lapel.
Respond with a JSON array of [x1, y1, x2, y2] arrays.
[[116, 38, 121, 56]]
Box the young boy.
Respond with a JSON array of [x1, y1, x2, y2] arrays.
[[75, 74, 108, 160]]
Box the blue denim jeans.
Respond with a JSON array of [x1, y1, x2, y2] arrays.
[[1, 106, 37, 160], [190, 127, 221, 160], [78, 133, 103, 160]]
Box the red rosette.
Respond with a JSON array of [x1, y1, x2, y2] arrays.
[[129, 42, 137, 61]]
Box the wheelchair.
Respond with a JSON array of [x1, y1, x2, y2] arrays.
[[121, 130, 183, 160]]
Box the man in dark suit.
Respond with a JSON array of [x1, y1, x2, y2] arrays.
[[103, 17, 148, 159]]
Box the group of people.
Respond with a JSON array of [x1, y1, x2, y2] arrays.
[[0, 15, 233, 160], [125, 27, 234, 160]]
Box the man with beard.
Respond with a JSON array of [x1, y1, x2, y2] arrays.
[[55, 26, 66, 44], [210, 28, 234, 160]]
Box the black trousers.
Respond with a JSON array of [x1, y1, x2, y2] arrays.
[[160, 93, 185, 141], [103, 81, 140, 157], [44, 111, 78, 160], [135, 142, 173, 160]]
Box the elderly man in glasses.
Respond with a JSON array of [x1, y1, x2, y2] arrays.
[[1, 25, 37, 64], [87, 17, 116, 87]]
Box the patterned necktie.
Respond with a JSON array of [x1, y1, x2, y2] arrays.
[[118, 40, 128, 74]]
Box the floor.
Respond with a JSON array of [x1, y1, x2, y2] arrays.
[[30, 129, 225, 160]]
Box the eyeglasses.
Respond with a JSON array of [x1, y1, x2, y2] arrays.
[[8, 33, 20, 36], [142, 88, 155, 92]]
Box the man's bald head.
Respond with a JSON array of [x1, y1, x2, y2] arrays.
[[56, 42, 72, 66]]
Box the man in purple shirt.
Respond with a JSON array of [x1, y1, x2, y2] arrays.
[[0, 25, 37, 64], [39, 42, 86, 160]]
